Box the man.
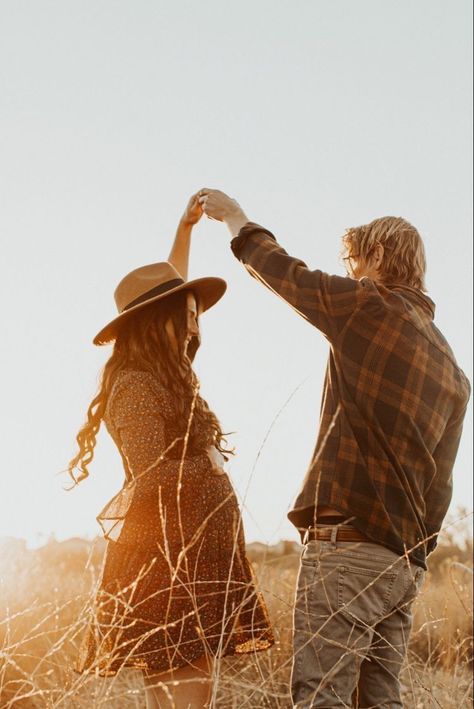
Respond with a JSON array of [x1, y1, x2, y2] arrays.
[[198, 188, 470, 708]]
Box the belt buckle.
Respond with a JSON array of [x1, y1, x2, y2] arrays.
[[313, 525, 339, 546], [316, 520, 353, 545]]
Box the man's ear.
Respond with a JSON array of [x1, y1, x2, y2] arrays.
[[373, 243, 385, 269]]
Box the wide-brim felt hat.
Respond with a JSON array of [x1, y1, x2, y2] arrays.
[[93, 261, 227, 346]]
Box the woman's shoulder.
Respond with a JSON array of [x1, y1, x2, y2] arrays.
[[106, 369, 173, 419]]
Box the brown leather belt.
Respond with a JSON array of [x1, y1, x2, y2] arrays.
[[306, 526, 372, 543]]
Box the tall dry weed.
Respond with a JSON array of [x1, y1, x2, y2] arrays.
[[1, 517, 472, 708]]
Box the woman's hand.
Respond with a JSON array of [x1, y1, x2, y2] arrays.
[[206, 445, 226, 476], [181, 191, 204, 226]]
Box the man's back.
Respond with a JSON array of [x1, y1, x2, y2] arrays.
[[230, 222, 470, 567], [299, 277, 470, 566]]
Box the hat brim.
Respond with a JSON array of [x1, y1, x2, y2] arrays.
[[93, 276, 227, 346]]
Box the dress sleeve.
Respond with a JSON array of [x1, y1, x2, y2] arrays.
[[107, 370, 210, 505]]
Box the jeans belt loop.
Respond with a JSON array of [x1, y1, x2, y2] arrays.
[[330, 525, 338, 548]]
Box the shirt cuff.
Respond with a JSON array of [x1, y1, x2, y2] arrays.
[[230, 222, 276, 261]]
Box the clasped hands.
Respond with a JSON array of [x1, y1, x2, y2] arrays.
[[181, 189, 249, 238]]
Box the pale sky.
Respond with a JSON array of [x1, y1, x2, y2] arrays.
[[0, 0, 472, 547]]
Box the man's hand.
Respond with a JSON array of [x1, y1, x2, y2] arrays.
[[198, 188, 249, 237], [181, 191, 204, 226]]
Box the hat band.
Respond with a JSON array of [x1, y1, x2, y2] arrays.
[[123, 277, 185, 312]]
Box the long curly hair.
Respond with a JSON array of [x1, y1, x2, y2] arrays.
[[68, 290, 233, 485]]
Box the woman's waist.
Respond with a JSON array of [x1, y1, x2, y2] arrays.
[[124, 457, 233, 491], [123, 451, 210, 483], [122, 471, 237, 528]]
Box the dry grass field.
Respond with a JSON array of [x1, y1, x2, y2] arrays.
[[0, 514, 472, 708]]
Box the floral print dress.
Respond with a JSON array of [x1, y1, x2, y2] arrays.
[[77, 369, 274, 675]]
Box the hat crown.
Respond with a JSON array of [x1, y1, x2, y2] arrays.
[[93, 262, 226, 346], [114, 262, 184, 314]]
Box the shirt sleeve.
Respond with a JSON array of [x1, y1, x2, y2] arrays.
[[424, 402, 468, 555], [109, 371, 209, 504], [231, 222, 368, 341]]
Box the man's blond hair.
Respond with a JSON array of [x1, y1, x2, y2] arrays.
[[343, 216, 427, 291]]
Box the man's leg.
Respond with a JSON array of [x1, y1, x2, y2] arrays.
[[357, 564, 425, 709], [291, 540, 407, 709]]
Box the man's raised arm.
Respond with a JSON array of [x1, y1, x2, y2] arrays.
[[199, 188, 366, 341]]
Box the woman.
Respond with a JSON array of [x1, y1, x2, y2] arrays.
[[70, 193, 274, 708]]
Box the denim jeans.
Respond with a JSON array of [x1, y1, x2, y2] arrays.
[[291, 538, 425, 708]]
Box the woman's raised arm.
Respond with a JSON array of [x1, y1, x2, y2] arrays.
[[167, 191, 203, 279]]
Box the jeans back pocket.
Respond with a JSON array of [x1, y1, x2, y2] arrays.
[[338, 564, 398, 627]]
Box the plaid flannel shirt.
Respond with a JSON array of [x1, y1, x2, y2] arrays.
[[231, 222, 470, 568]]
